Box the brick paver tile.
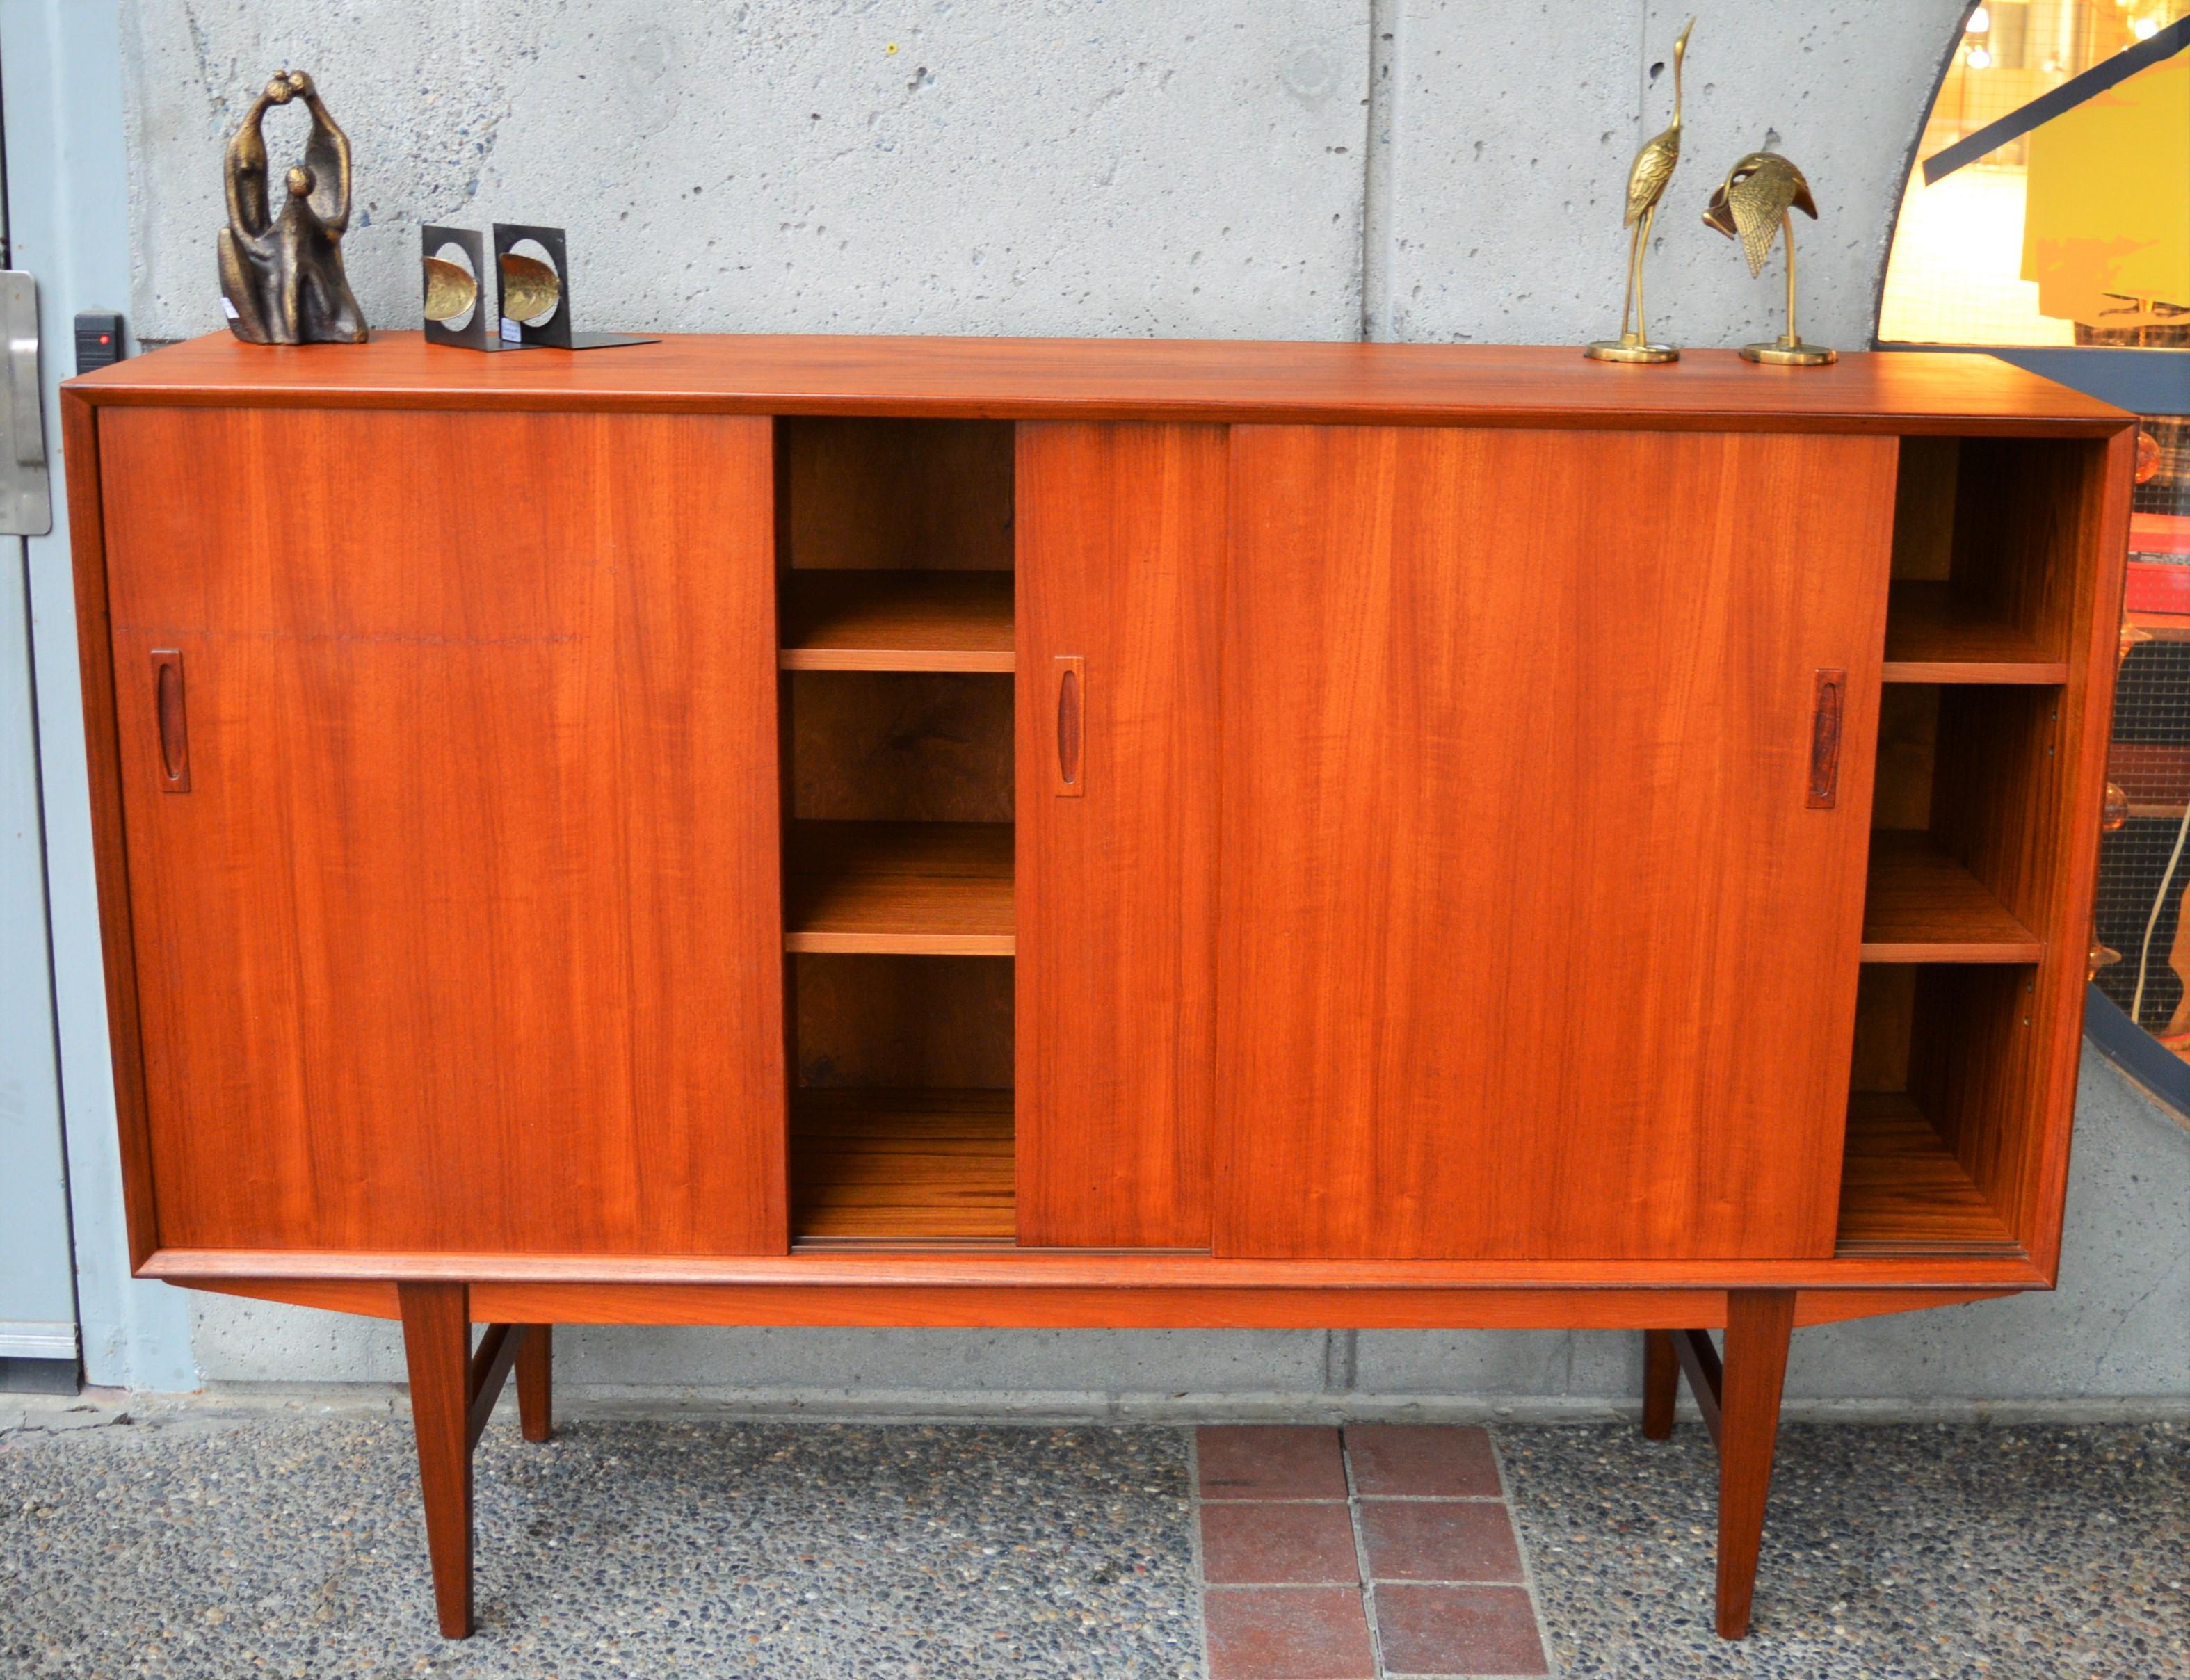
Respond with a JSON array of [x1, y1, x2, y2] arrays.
[[1198, 1425, 1349, 1500]]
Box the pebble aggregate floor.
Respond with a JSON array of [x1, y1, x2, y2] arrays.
[[2, 1403, 2182, 1679]]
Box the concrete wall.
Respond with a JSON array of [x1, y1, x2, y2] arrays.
[[114, 1, 2190, 1410]]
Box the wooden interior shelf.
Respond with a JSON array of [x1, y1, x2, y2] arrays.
[[784, 820, 1014, 954], [791, 1088, 1015, 1247], [1862, 830, 2043, 963], [1881, 581, 2068, 684], [1837, 1092, 2021, 1255], [780, 570, 1015, 672]]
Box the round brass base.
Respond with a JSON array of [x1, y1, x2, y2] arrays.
[[1741, 338, 1837, 366], [1584, 337, 1680, 364]]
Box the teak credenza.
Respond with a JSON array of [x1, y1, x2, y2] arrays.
[[62, 334, 2132, 1641]]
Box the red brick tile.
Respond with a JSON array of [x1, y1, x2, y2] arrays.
[[1201, 1501, 1360, 1585], [1345, 1425, 1501, 1499], [1204, 1586, 1376, 1679], [1373, 1584, 1548, 1676], [1197, 1425, 1348, 1500], [1358, 1499, 1523, 1583]]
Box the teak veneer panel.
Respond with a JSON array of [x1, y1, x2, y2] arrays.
[[1016, 423, 1225, 1249], [95, 406, 788, 1256], [779, 570, 1014, 670], [784, 820, 1014, 954], [1217, 426, 1898, 1261], [790, 1088, 1015, 1247], [1860, 830, 2045, 962], [1881, 580, 2068, 683], [69, 332, 2126, 435]]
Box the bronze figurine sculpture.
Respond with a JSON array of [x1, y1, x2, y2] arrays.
[[218, 70, 367, 345], [1587, 16, 1694, 364], [1703, 152, 1836, 366]]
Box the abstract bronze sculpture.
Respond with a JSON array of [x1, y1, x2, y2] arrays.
[[1703, 152, 1836, 366], [218, 71, 367, 345], [1586, 16, 1695, 364]]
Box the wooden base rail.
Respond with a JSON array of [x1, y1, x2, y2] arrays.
[[396, 1284, 554, 1638], [1640, 1290, 1798, 1640]]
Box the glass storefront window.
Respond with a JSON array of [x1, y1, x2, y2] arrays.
[[1879, 3, 2190, 1077]]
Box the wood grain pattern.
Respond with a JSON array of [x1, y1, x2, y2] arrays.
[[142, 1242, 2054, 1293], [1017, 423, 1225, 1249], [1881, 581, 2068, 683], [791, 1088, 1015, 1246], [778, 417, 1014, 570], [1860, 830, 2044, 962], [1642, 1330, 1677, 1440], [789, 670, 1013, 823], [1216, 426, 1897, 1260], [98, 407, 787, 1256], [779, 570, 1013, 670], [68, 333, 2129, 436], [1837, 1092, 2021, 1254], [2015, 428, 2135, 1276], [61, 394, 161, 1269], [784, 820, 1013, 954], [515, 1324, 553, 1442], [398, 1282, 474, 1638], [1714, 1289, 1796, 1640], [794, 953, 1013, 1090]]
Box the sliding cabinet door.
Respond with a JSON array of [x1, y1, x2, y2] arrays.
[[99, 407, 786, 1257], [1216, 425, 1897, 1260], [1015, 423, 1225, 1247]]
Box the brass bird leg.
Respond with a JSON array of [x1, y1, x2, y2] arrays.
[[1782, 213, 1798, 346]]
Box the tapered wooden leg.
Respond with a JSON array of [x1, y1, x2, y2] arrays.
[[398, 1282, 475, 1639], [1714, 1289, 1796, 1641], [515, 1324, 554, 1443], [1641, 1328, 1677, 1440]]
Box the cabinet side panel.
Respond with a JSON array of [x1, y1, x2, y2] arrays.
[[1216, 426, 1896, 1261], [98, 407, 786, 1256], [1016, 422, 1225, 1247], [61, 394, 160, 1268]]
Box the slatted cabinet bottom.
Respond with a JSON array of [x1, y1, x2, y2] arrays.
[[1835, 1092, 2020, 1254], [790, 1088, 1015, 1248]]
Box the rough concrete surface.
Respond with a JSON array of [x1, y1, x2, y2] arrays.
[[4, 1406, 2184, 1678], [122, 1, 1369, 344]]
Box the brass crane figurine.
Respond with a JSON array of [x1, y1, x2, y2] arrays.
[[1702, 151, 1837, 366], [1586, 16, 1694, 364]]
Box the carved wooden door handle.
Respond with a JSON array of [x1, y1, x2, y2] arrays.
[[1054, 655, 1084, 798], [1806, 668, 1844, 809], [152, 649, 191, 793]]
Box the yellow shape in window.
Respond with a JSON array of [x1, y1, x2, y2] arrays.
[[2022, 52, 2190, 328]]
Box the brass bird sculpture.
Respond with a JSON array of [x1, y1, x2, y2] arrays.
[[1702, 151, 1837, 366], [1586, 16, 1694, 364]]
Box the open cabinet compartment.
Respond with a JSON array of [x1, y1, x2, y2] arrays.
[[1841, 964, 2030, 1256], [776, 417, 1019, 1246], [1881, 435, 2109, 683], [1862, 681, 2063, 962]]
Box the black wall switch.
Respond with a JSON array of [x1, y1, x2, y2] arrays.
[[74, 312, 125, 373]]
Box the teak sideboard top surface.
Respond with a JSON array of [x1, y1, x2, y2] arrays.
[[63, 333, 2134, 1327], [70, 329, 2124, 433]]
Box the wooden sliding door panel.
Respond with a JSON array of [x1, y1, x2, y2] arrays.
[[1216, 426, 1896, 1261], [99, 407, 785, 1256], [1016, 423, 1225, 1247]]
